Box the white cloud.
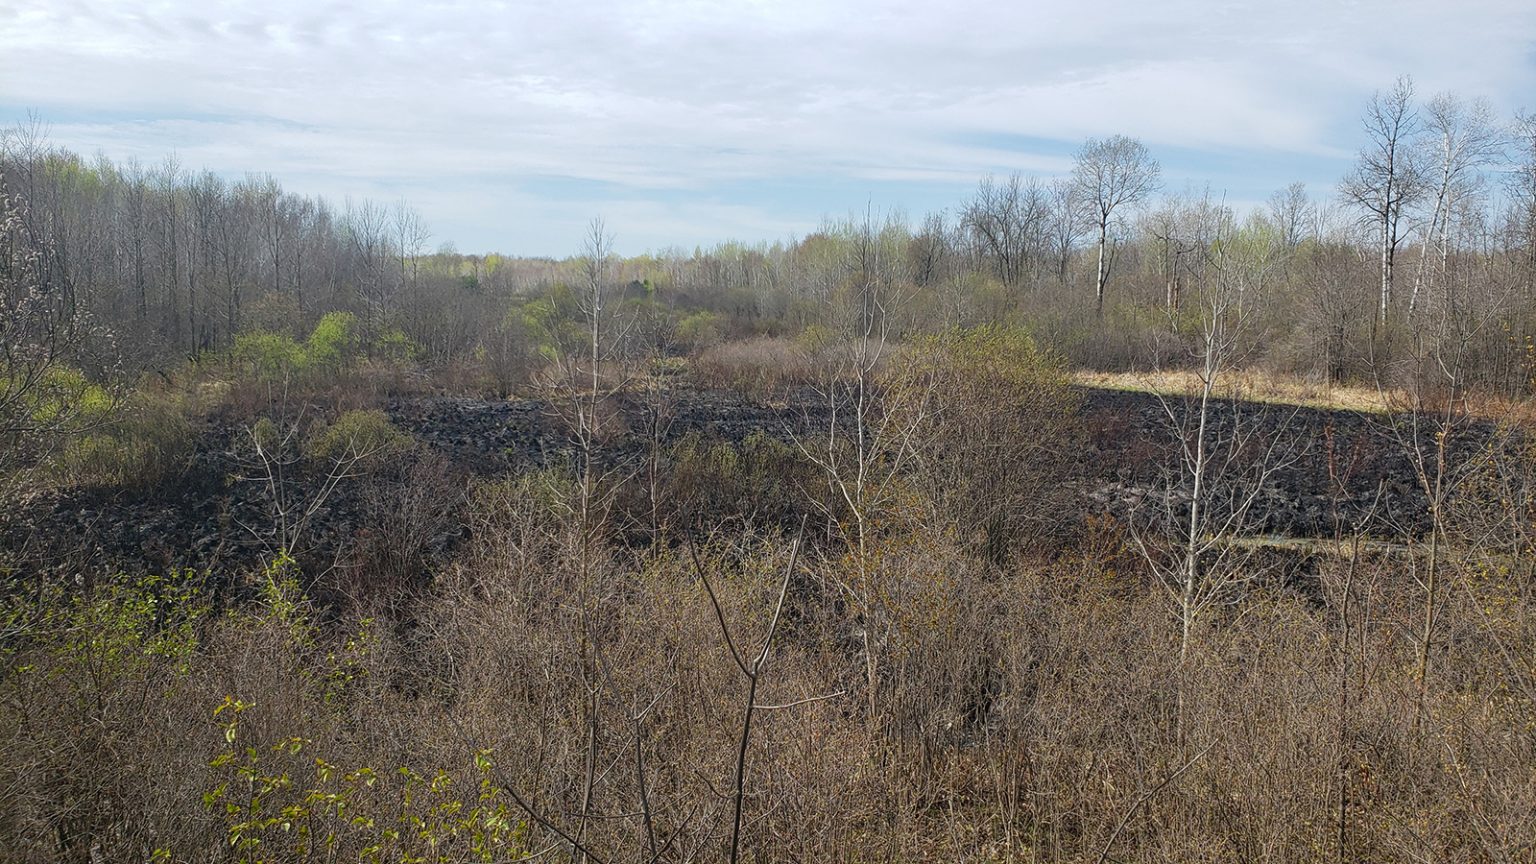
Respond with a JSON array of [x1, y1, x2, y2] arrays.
[[2, 0, 1534, 253]]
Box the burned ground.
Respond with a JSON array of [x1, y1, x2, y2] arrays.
[[1, 385, 1479, 583]]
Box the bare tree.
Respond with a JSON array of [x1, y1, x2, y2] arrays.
[[1372, 263, 1506, 730], [1340, 76, 1425, 329], [232, 408, 408, 564], [1047, 177, 1087, 287], [689, 524, 841, 864], [1407, 93, 1503, 319], [344, 198, 396, 344], [1131, 219, 1299, 669], [1072, 134, 1161, 316], [1267, 181, 1316, 251], [795, 208, 927, 726], [907, 210, 956, 290], [1512, 112, 1536, 269], [392, 200, 431, 297], [961, 173, 1048, 291], [121, 159, 151, 323]]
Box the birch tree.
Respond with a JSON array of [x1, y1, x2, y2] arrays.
[[1406, 93, 1502, 319], [1132, 218, 1300, 669], [1340, 76, 1424, 329]]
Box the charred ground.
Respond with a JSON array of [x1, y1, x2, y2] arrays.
[[2, 384, 1473, 583]]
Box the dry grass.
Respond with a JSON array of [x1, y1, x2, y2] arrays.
[[1075, 369, 1536, 429], [1073, 368, 1400, 414], [692, 336, 817, 397]]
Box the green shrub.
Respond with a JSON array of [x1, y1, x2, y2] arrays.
[[208, 698, 527, 863], [676, 310, 724, 350], [371, 326, 419, 365], [302, 410, 411, 463], [15, 366, 114, 428], [44, 384, 199, 490], [305, 311, 359, 370], [233, 330, 307, 382], [0, 572, 210, 860]]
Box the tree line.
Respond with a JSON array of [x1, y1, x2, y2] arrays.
[[3, 77, 1536, 396]]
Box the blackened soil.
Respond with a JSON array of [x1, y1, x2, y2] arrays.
[[1, 385, 1481, 581]]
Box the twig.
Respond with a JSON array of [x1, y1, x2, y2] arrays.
[[1093, 744, 1211, 864]]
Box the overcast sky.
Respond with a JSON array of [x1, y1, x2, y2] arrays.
[[3, 0, 1535, 256]]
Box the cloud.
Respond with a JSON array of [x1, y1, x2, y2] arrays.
[[2, 0, 1534, 253]]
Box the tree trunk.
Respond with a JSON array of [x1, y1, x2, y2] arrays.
[[1095, 221, 1108, 317]]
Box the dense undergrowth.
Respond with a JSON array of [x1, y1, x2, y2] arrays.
[[5, 487, 1536, 862], [5, 321, 1536, 863]]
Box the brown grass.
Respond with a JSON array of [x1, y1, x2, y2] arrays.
[[692, 336, 817, 398], [1073, 368, 1401, 414]]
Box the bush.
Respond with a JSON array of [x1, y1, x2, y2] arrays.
[[652, 428, 824, 533], [692, 337, 815, 399], [304, 311, 359, 370], [675, 310, 724, 351], [302, 409, 411, 463], [0, 573, 213, 861], [886, 324, 1083, 560], [371, 326, 419, 366], [44, 383, 199, 491], [232, 329, 308, 383]]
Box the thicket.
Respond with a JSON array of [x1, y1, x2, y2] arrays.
[[7, 444, 1536, 861]]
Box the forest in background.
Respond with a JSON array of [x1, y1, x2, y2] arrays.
[[3, 78, 1536, 862], [3, 78, 1535, 399]]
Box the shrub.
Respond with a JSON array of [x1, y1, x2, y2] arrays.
[[675, 310, 724, 351], [477, 308, 545, 393], [207, 699, 528, 863], [654, 428, 824, 532], [0, 573, 213, 861], [232, 329, 307, 382], [371, 326, 419, 366], [692, 337, 815, 399], [44, 383, 199, 491], [885, 324, 1083, 560], [304, 311, 359, 370], [302, 410, 411, 463]]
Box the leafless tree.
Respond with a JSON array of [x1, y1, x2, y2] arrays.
[[232, 407, 408, 565], [392, 200, 431, 296], [0, 180, 103, 500], [907, 210, 956, 289], [1267, 181, 1316, 251], [795, 208, 928, 726], [344, 198, 396, 343], [690, 524, 841, 864], [1142, 191, 1222, 315], [1371, 260, 1506, 729], [1047, 177, 1087, 287], [1511, 112, 1536, 268], [961, 172, 1048, 290], [1072, 134, 1161, 316], [1341, 76, 1425, 328], [1131, 220, 1299, 668], [1406, 93, 1503, 320]]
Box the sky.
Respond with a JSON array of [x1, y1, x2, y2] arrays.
[[2, 0, 1535, 257]]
